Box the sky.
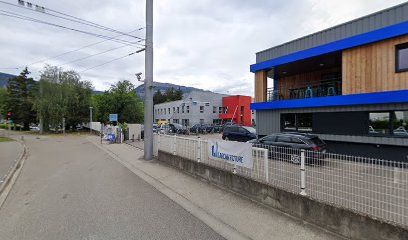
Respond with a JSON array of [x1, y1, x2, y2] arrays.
[[0, 0, 407, 96]]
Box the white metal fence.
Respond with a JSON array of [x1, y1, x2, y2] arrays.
[[153, 134, 408, 227]]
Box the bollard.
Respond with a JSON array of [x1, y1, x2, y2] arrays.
[[300, 149, 307, 196]]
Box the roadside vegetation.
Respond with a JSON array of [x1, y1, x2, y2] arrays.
[[0, 136, 14, 142], [1, 66, 144, 133]]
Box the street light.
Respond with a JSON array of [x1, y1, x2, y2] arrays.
[[89, 106, 93, 134]]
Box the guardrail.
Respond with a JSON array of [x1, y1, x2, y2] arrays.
[[153, 134, 408, 227]]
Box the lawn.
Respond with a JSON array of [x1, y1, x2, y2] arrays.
[[0, 136, 14, 142]]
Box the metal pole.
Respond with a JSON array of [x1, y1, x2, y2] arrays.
[[144, 0, 154, 160], [300, 149, 307, 196], [89, 107, 93, 134]]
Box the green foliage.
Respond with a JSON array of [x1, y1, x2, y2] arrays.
[[33, 65, 93, 131], [5, 68, 37, 130], [93, 80, 144, 124], [0, 87, 8, 118], [153, 87, 183, 104]]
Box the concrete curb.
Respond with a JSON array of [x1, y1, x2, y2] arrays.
[[90, 139, 252, 240], [0, 137, 27, 209]]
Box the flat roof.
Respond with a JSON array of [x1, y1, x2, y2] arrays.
[[256, 2, 408, 64]]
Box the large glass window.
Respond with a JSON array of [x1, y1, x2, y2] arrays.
[[369, 112, 390, 135], [392, 111, 408, 137], [281, 113, 312, 132], [282, 114, 296, 131], [396, 43, 408, 72]]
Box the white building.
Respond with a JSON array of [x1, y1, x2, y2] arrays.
[[154, 91, 228, 127]]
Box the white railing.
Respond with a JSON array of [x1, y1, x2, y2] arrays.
[[154, 134, 408, 227]]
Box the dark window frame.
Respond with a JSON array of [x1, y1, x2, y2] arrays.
[[395, 42, 408, 73], [281, 113, 313, 132]]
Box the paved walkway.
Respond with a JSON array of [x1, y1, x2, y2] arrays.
[[95, 137, 341, 240], [0, 137, 22, 184]]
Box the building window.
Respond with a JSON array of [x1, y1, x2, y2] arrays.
[[223, 107, 228, 114], [164, 109, 166, 114], [393, 111, 408, 136], [213, 106, 216, 113], [282, 114, 296, 131], [205, 103, 210, 106], [168, 108, 170, 114], [173, 119, 179, 124], [186, 106, 190, 113], [200, 119, 204, 124], [182, 106, 184, 113], [177, 107, 179, 113], [200, 106, 204, 113], [396, 43, 408, 72], [173, 107, 175, 113], [219, 107, 222, 114], [369, 112, 390, 135], [281, 113, 312, 132]]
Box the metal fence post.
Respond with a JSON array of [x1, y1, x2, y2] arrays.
[[263, 149, 269, 182], [300, 149, 307, 196], [173, 134, 177, 155], [197, 136, 201, 162]]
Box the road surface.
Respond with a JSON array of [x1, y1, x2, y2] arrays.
[[0, 135, 223, 240]]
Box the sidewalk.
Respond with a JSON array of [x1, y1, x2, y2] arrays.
[[0, 136, 22, 184], [89, 136, 342, 240]]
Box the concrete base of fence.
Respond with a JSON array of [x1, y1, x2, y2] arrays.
[[158, 150, 408, 240]]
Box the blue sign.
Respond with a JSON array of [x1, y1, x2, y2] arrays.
[[109, 114, 118, 122]]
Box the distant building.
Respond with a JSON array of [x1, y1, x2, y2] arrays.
[[219, 95, 252, 126], [154, 91, 227, 127]]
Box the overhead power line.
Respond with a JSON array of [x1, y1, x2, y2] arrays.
[[79, 50, 144, 73], [0, 0, 144, 40], [0, 10, 139, 45], [19, 29, 144, 69]]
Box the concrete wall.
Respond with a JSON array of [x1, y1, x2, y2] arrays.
[[158, 151, 408, 240]]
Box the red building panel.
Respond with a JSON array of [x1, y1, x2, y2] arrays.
[[219, 95, 252, 126]]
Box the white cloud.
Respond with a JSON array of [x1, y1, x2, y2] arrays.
[[0, 0, 406, 97]]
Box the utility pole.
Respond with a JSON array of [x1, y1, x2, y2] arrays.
[[89, 107, 93, 134], [144, 0, 153, 160]]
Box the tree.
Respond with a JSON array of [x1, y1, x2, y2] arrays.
[[153, 89, 164, 104], [93, 80, 143, 124], [6, 68, 37, 130], [33, 65, 93, 131], [0, 87, 9, 119]]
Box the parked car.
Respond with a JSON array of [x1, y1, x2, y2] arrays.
[[202, 124, 214, 133], [248, 132, 327, 164], [169, 123, 188, 135], [213, 124, 223, 133], [190, 124, 205, 134], [221, 122, 236, 132], [222, 126, 257, 142]]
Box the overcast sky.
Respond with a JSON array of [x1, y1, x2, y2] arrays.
[[0, 0, 406, 96]]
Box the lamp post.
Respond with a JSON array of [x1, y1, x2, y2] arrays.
[[144, 0, 153, 160], [89, 106, 93, 134]]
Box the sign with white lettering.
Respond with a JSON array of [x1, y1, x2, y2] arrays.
[[109, 114, 118, 122], [207, 140, 253, 169]]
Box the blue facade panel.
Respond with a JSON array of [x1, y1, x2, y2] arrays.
[[250, 21, 408, 73], [250, 90, 408, 110]]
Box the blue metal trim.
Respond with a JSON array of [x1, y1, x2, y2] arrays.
[[250, 21, 408, 73], [250, 90, 408, 110]]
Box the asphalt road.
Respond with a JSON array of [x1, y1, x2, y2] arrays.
[[0, 135, 224, 240]]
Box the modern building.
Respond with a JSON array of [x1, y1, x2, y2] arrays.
[[250, 3, 408, 161], [219, 95, 252, 126], [154, 91, 227, 127]]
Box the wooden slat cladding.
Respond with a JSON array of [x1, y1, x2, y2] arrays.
[[342, 34, 408, 95], [254, 71, 267, 102], [277, 67, 341, 99]]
